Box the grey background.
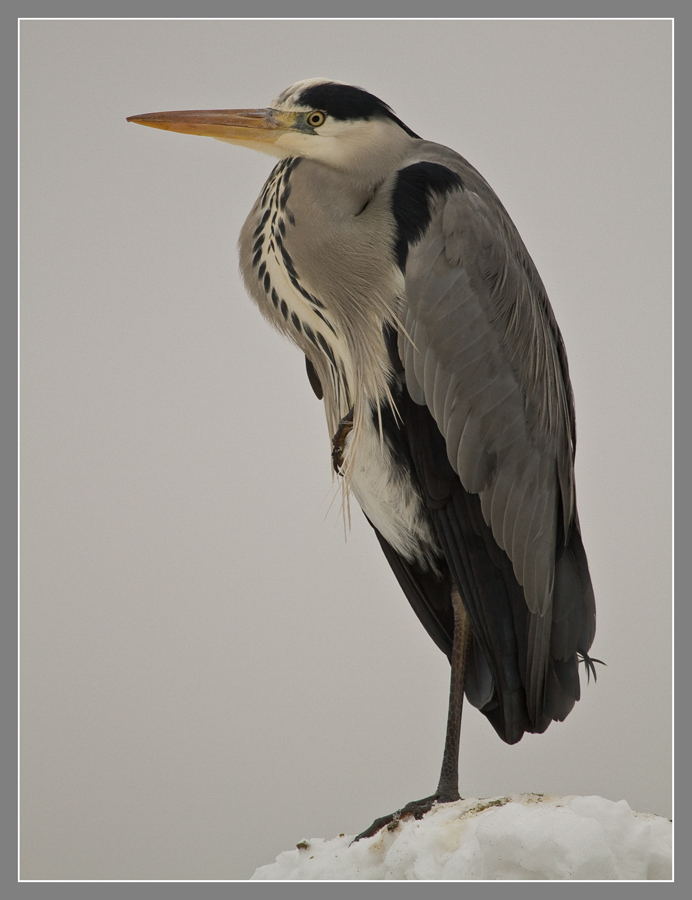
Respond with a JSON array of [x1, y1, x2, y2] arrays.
[[20, 19, 672, 880]]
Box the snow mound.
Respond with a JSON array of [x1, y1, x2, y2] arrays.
[[251, 794, 672, 880]]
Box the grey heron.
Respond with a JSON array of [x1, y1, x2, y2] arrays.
[[128, 79, 598, 839]]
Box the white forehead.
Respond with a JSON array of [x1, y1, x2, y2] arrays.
[[271, 77, 342, 111]]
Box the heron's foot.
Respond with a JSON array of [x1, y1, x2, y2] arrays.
[[351, 792, 459, 843], [331, 408, 354, 475]]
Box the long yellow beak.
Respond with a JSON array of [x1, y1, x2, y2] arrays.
[[126, 108, 294, 144]]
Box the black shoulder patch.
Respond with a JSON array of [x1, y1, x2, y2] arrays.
[[297, 82, 420, 138], [391, 162, 464, 271]]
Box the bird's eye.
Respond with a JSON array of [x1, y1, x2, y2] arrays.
[[307, 111, 326, 128]]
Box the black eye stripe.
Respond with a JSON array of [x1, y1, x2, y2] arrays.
[[296, 82, 420, 138]]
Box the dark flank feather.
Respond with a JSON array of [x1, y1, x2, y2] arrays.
[[374, 365, 595, 744]]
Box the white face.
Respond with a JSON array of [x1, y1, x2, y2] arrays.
[[215, 78, 416, 176], [274, 115, 411, 169]]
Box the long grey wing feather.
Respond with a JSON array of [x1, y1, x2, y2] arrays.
[[527, 603, 552, 723], [401, 181, 574, 620]]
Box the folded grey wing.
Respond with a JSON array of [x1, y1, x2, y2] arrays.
[[399, 183, 578, 721]]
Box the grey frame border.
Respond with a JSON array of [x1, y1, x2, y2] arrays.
[[8, 3, 681, 899]]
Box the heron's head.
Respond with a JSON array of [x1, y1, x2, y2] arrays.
[[127, 79, 420, 185]]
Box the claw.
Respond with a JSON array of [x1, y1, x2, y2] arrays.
[[578, 651, 606, 684], [332, 408, 354, 475], [351, 813, 399, 843], [351, 794, 442, 843]]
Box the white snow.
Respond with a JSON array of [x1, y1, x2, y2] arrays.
[[251, 794, 672, 881]]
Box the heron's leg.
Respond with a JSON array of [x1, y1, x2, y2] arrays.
[[331, 408, 354, 474], [352, 587, 471, 842], [434, 586, 471, 801]]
